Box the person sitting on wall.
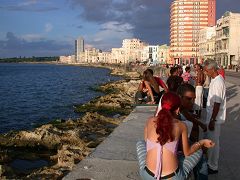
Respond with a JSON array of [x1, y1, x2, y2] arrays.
[[135, 69, 168, 104]]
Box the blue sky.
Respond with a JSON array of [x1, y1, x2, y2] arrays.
[[0, 0, 240, 58]]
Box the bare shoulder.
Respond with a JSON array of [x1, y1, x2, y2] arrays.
[[173, 119, 187, 130], [147, 116, 157, 124]]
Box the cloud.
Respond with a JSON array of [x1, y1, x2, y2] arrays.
[[68, 0, 171, 45], [0, 32, 73, 58], [45, 23, 53, 32], [84, 21, 134, 51], [68, 0, 240, 47], [0, 0, 59, 12], [21, 34, 45, 42]]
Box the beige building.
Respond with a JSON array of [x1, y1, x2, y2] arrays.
[[59, 55, 75, 64], [170, 0, 216, 65], [199, 26, 216, 61], [158, 44, 171, 64], [83, 48, 100, 63], [111, 48, 125, 64], [215, 11, 240, 66], [98, 51, 111, 63], [141, 44, 170, 64], [122, 38, 148, 63]]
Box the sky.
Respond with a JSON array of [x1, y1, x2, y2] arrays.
[[0, 0, 240, 58]]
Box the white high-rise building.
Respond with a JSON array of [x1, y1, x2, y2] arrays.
[[75, 37, 84, 62]]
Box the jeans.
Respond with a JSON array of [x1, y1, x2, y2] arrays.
[[136, 140, 203, 180]]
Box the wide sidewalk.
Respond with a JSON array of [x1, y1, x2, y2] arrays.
[[64, 81, 240, 180]]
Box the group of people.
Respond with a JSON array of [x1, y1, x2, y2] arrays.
[[136, 59, 226, 180]]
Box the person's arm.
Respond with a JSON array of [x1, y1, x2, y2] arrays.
[[156, 77, 168, 92], [144, 81, 155, 104], [161, 81, 168, 92], [182, 110, 207, 132], [180, 122, 215, 156], [138, 80, 145, 91], [144, 122, 148, 141], [208, 102, 220, 131]]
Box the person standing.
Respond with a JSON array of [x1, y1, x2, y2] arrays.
[[194, 64, 205, 118], [181, 66, 191, 84], [203, 59, 226, 174]]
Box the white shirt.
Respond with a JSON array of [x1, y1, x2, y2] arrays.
[[207, 75, 226, 124]]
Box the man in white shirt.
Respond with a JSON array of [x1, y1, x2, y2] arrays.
[[203, 59, 226, 174]]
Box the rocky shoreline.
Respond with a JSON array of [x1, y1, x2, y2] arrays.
[[0, 66, 141, 179]]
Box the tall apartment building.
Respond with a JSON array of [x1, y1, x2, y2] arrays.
[[75, 37, 84, 62], [170, 0, 216, 65], [215, 11, 240, 67]]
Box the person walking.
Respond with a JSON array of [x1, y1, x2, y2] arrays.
[[203, 59, 226, 174]]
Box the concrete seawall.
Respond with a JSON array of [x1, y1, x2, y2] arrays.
[[64, 81, 240, 180], [63, 106, 156, 180]]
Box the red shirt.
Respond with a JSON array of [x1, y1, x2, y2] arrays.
[[154, 76, 166, 88], [218, 69, 225, 79]]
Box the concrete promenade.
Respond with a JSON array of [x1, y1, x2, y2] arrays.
[[64, 81, 240, 180]]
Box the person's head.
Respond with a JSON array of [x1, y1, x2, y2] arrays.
[[177, 84, 196, 110], [143, 69, 153, 81], [203, 59, 219, 78], [185, 66, 191, 73], [194, 63, 202, 71], [146, 68, 154, 75], [170, 67, 179, 76], [156, 92, 181, 145], [167, 75, 183, 92]]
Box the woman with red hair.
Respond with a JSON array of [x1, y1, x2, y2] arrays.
[[136, 92, 214, 180]]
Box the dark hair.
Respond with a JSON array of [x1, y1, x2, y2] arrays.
[[156, 92, 181, 145], [170, 67, 178, 75], [143, 69, 153, 81], [176, 83, 195, 97], [146, 68, 154, 75], [185, 66, 190, 72], [167, 75, 183, 92]]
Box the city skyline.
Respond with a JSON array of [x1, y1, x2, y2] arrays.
[[0, 0, 240, 58]]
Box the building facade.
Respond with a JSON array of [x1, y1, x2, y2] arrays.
[[98, 51, 111, 63], [75, 37, 84, 62], [111, 48, 125, 64], [122, 38, 148, 63], [84, 48, 100, 63], [170, 0, 216, 65], [59, 55, 75, 64], [199, 26, 216, 61], [158, 44, 171, 64], [215, 11, 240, 66], [141, 44, 170, 64]]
